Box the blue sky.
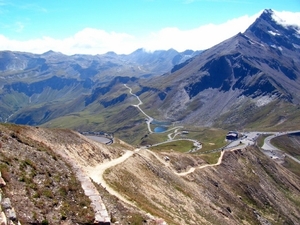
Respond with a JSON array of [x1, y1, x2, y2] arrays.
[[0, 0, 300, 54]]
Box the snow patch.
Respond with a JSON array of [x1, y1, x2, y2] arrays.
[[270, 44, 283, 51], [293, 43, 300, 49], [255, 95, 276, 107], [244, 35, 265, 47], [268, 30, 280, 36], [271, 10, 300, 33]]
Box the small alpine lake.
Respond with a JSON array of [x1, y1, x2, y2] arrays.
[[154, 126, 168, 133]]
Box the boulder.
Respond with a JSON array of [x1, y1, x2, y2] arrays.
[[1, 198, 11, 210], [0, 178, 6, 188], [7, 208, 17, 221]]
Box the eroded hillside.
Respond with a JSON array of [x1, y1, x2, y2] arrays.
[[103, 147, 300, 225]]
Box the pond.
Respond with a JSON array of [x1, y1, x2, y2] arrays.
[[154, 127, 168, 133]]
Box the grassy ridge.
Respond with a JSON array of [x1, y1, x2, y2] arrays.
[[282, 157, 300, 177], [150, 140, 195, 153]]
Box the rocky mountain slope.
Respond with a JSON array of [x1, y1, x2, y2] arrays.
[[1, 123, 300, 224], [139, 9, 300, 130]]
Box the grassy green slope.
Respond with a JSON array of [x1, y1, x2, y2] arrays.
[[215, 100, 300, 132]]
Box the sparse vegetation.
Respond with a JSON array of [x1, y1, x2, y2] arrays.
[[256, 134, 270, 147], [150, 140, 195, 152], [199, 151, 221, 164], [282, 156, 300, 177], [0, 124, 94, 224]]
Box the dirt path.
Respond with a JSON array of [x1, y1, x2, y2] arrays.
[[144, 148, 226, 177], [85, 148, 168, 224], [86, 149, 140, 207]]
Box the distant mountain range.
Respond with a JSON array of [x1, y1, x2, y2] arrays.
[[0, 48, 200, 82], [1, 9, 300, 143]]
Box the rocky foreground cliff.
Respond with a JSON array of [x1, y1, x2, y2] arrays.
[[0, 123, 300, 224], [0, 123, 130, 224]]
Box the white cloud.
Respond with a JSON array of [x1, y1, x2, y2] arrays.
[[142, 12, 259, 52], [0, 12, 260, 55], [0, 28, 138, 55], [271, 10, 300, 30]]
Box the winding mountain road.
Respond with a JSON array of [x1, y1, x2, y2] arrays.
[[124, 84, 201, 152], [261, 130, 300, 164], [124, 84, 184, 135], [124, 84, 154, 133]]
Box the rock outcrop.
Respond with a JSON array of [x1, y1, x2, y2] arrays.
[[0, 172, 20, 225]]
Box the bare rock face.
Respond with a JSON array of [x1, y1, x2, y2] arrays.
[[0, 173, 18, 225], [7, 208, 16, 221], [0, 211, 7, 225], [1, 198, 11, 210], [0, 176, 6, 188]]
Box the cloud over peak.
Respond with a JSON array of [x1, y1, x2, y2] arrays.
[[0, 11, 260, 55]]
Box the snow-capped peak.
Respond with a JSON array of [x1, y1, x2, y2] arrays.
[[270, 9, 300, 30]]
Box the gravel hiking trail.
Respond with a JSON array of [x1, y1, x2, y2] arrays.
[[86, 149, 140, 206]]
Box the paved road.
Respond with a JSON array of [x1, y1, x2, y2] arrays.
[[124, 84, 184, 135], [124, 84, 154, 133], [226, 130, 300, 164], [204, 130, 300, 164], [261, 130, 300, 164]]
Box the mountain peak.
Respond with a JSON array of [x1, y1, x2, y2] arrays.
[[256, 9, 300, 30], [262, 9, 273, 14], [42, 50, 64, 57], [270, 9, 300, 30], [244, 9, 300, 51]]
